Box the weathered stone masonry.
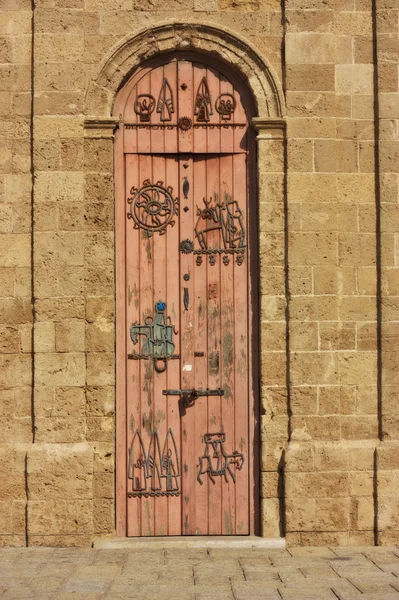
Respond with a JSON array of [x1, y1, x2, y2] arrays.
[[0, 0, 398, 546]]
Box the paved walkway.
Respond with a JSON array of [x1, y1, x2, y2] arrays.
[[1, 546, 399, 599]]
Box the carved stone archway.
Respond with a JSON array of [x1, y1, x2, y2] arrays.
[[84, 22, 287, 540], [85, 21, 284, 121]]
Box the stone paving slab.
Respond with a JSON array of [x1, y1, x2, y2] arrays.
[[1, 546, 399, 599]]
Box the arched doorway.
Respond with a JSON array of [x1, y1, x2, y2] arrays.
[[114, 53, 258, 536]]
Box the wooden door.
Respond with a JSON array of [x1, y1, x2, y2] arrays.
[[115, 57, 255, 536]]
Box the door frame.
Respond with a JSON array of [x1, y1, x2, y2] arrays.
[[113, 53, 260, 537]]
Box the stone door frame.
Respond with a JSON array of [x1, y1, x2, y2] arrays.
[[83, 21, 287, 538]]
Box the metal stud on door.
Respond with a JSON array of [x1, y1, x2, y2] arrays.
[[118, 56, 254, 536]]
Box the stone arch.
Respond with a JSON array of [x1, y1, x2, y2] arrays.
[[84, 20, 285, 119]]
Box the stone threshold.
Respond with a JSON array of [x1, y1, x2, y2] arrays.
[[94, 536, 286, 549]]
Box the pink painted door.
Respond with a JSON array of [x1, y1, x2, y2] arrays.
[[117, 57, 254, 536]]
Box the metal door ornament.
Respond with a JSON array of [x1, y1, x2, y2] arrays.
[[194, 77, 213, 122], [127, 179, 179, 236], [134, 94, 156, 122], [156, 78, 175, 122], [197, 433, 244, 485], [128, 302, 179, 373], [128, 428, 180, 497]]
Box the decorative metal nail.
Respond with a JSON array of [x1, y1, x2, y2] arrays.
[[180, 239, 194, 254], [183, 274, 190, 281]]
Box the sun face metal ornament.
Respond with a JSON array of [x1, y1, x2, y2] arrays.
[[127, 179, 179, 236]]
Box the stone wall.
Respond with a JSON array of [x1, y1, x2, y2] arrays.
[[0, 0, 398, 546]]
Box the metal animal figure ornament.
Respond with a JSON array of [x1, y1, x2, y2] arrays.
[[194, 77, 213, 122], [197, 433, 244, 485], [127, 179, 179, 236], [194, 193, 246, 265], [128, 428, 180, 497], [156, 78, 175, 122], [128, 302, 179, 373], [134, 94, 155, 122]]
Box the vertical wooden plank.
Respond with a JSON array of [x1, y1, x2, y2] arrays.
[[151, 154, 168, 535], [165, 155, 181, 535], [205, 67, 221, 154], [136, 73, 152, 154], [219, 154, 236, 535], [138, 153, 155, 536], [192, 154, 209, 535], [219, 76, 234, 154], [193, 64, 207, 155], [177, 61, 193, 154], [233, 84, 248, 154], [125, 153, 141, 537], [180, 154, 196, 534], [206, 155, 222, 535], [150, 65, 165, 154], [233, 151, 250, 535], [163, 60, 178, 154], [115, 127, 127, 537]]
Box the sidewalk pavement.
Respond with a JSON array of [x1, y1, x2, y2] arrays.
[[0, 545, 399, 599]]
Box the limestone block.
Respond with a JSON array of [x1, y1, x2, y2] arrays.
[[338, 352, 377, 385], [315, 498, 350, 531], [66, 500, 93, 534], [34, 321, 55, 353], [0, 325, 19, 353], [84, 202, 114, 231], [35, 416, 86, 443], [0, 234, 30, 267], [340, 416, 377, 439], [35, 297, 85, 322], [260, 351, 286, 386], [85, 296, 114, 324], [84, 232, 114, 266], [288, 266, 312, 295], [0, 11, 31, 35], [35, 8, 83, 34], [61, 138, 84, 171], [87, 417, 114, 443], [28, 500, 68, 535], [339, 233, 376, 266], [84, 173, 113, 203], [357, 323, 378, 352], [34, 90, 83, 116], [35, 62, 85, 92], [378, 444, 399, 470], [286, 497, 316, 531], [86, 387, 114, 417], [290, 322, 318, 352], [83, 139, 113, 172], [349, 471, 373, 496], [34, 231, 84, 267], [286, 33, 335, 64], [261, 322, 286, 352], [289, 232, 338, 265], [261, 498, 281, 537], [318, 386, 356, 416], [286, 471, 349, 498], [27, 442, 93, 500], [93, 473, 114, 499], [290, 352, 339, 386], [84, 265, 114, 295], [35, 352, 85, 387], [259, 203, 284, 233], [0, 501, 13, 534], [291, 415, 341, 441], [358, 267, 377, 295], [315, 139, 358, 173], [35, 34, 84, 63], [0, 353, 31, 387], [54, 387, 85, 417], [93, 498, 114, 535], [260, 413, 288, 441], [91, 442, 114, 474], [259, 266, 285, 296], [378, 471, 399, 497], [319, 322, 356, 351], [86, 352, 114, 387], [34, 116, 82, 139], [335, 64, 373, 95], [286, 64, 335, 92], [314, 444, 349, 471], [290, 296, 338, 321], [55, 320, 85, 353], [35, 171, 84, 204], [285, 442, 314, 472], [58, 266, 84, 297], [290, 387, 317, 416]]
